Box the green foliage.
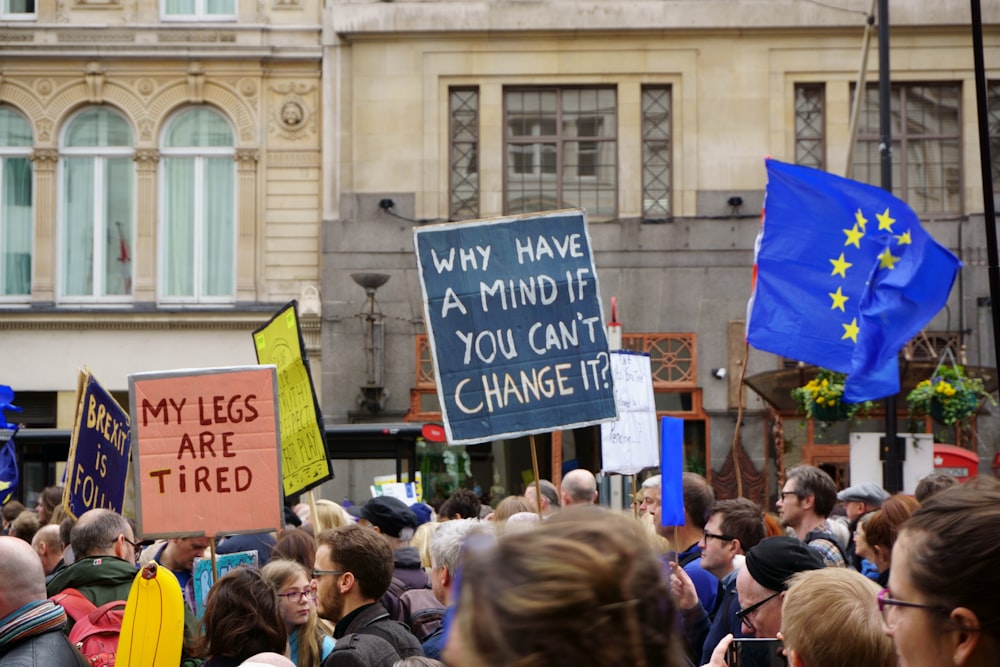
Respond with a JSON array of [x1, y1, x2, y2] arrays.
[[791, 368, 873, 425], [906, 364, 993, 425]]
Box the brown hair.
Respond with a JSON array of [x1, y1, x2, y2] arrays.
[[261, 559, 330, 667], [782, 568, 895, 667], [272, 528, 316, 572], [902, 485, 1000, 641], [709, 498, 766, 554], [864, 494, 919, 554], [316, 523, 393, 600], [194, 566, 286, 660], [454, 505, 682, 667], [493, 495, 532, 522], [784, 465, 837, 517]]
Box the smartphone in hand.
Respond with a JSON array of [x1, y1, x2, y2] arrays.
[[726, 638, 786, 667]]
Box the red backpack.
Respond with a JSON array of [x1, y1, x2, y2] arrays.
[[51, 588, 126, 667]]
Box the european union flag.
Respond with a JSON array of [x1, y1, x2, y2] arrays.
[[747, 160, 961, 402], [0, 384, 20, 505]]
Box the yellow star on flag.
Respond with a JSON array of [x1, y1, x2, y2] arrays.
[[842, 317, 859, 343], [877, 208, 896, 232], [830, 253, 852, 278], [895, 230, 912, 246], [855, 209, 868, 230], [829, 286, 849, 312], [843, 225, 864, 248], [879, 248, 900, 270]]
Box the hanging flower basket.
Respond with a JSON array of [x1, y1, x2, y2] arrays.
[[907, 362, 991, 426], [791, 369, 871, 425]]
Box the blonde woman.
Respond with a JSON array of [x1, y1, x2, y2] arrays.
[[261, 559, 334, 667], [312, 499, 352, 533]]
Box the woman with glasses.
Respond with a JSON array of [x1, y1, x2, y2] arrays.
[[881, 484, 1000, 667], [262, 559, 334, 667]]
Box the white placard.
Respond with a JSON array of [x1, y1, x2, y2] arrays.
[[601, 351, 659, 474]]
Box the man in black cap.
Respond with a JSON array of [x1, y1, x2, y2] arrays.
[[733, 536, 825, 639], [348, 496, 429, 619]]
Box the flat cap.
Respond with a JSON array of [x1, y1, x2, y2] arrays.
[[836, 482, 889, 506]]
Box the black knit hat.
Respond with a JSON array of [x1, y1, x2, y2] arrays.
[[744, 536, 825, 592]]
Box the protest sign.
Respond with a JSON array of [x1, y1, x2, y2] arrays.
[[65, 371, 131, 519], [254, 301, 332, 497], [372, 471, 423, 502], [601, 351, 659, 475], [414, 209, 617, 444], [192, 550, 259, 619], [129, 366, 282, 538]]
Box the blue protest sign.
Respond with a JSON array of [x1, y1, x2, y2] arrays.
[[66, 373, 131, 518], [414, 209, 617, 444]]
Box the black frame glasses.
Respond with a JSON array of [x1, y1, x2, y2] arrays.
[[120, 535, 141, 563], [736, 591, 781, 632], [703, 531, 736, 543], [312, 569, 346, 578], [877, 588, 953, 627], [778, 491, 800, 501]]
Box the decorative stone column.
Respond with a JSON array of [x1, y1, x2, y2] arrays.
[[30, 148, 59, 303], [133, 148, 160, 302], [235, 147, 259, 301]]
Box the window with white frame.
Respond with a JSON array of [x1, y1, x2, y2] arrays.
[[1, 0, 35, 20], [0, 107, 33, 298], [159, 107, 236, 304], [504, 87, 617, 219], [162, 0, 235, 20], [59, 108, 135, 302]]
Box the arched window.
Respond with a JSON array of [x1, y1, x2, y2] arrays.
[[159, 107, 235, 303], [59, 107, 135, 301], [0, 106, 33, 298]]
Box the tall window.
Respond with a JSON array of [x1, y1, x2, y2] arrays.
[[159, 107, 235, 304], [1, 0, 35, 20], [795, 84, 825, 170], [0, 107, 32, 298], [449, 88, 479, 220], [59, 108, 134, 302], [504, 87, 617, 219], [162, 0, 235, 19], [852, 82, 961, 215], [642, 86, 671, 221]]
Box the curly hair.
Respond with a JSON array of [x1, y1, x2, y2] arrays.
[[453, 505, 682, 667], [194, 566, 286, 661]]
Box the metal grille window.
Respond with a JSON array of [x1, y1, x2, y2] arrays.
[[642, 86, 671, 221], [795, 84, 825, 169], [852, 83, 962, 215], [449, 88, 479, 220], [504, 87, 617, 219]]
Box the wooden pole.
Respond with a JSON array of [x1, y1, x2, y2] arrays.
[[530, 434, 543, 517]]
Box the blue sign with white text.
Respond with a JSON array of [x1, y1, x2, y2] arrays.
[[414, 209, 617, 444], [66, 374, 131, 519]]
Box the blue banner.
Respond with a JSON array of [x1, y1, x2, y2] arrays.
[[659, 416, 685, 527], [415, 210, 617, 444], [66, 374, 131, 518]]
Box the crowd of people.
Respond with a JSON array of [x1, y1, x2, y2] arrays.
[[1, 467, 998, 667]]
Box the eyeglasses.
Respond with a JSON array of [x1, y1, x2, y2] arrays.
[[877, 588, 953, 629], [778, 491, 800, 501], [277, 589, 318, 603], [703, 531, 736, 544], [312, 569, 346, 578], [120, 535, 142, 563], [736, 591, 781, 633]]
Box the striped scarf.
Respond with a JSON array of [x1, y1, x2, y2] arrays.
[[0, 600, 68, 651]]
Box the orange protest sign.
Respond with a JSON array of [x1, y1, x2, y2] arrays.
[[129, 366, 282, 538]]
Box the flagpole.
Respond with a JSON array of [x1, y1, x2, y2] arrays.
[[969, 0, 1000, 386], [877, 0, 904, 494]]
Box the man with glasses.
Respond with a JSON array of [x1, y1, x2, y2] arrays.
[[313, 523, 423, 660], [732, 536, 824, 642], [776, 465, 847, 568], [673, 498, 767, 664]]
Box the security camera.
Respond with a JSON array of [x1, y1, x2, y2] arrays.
[[712, 368, 727, 379]]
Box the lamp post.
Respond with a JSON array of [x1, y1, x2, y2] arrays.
[[351, 272, 390, 412]]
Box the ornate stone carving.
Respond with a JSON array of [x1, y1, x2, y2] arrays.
[[133, 148, 160, 168], [137, 118, 154, 143], [36, 119, 54, 143], [31, 149, 60, 170], [136, 78, 156, 97], [239, 79, 257, 98], [85, 62, 105, 103], [187, 62, 205, 103], [34, 79, 54, 97], [235, 148, 259, 167]]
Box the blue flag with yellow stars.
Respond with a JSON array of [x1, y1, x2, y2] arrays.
[[747, 159, 961, 403]]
